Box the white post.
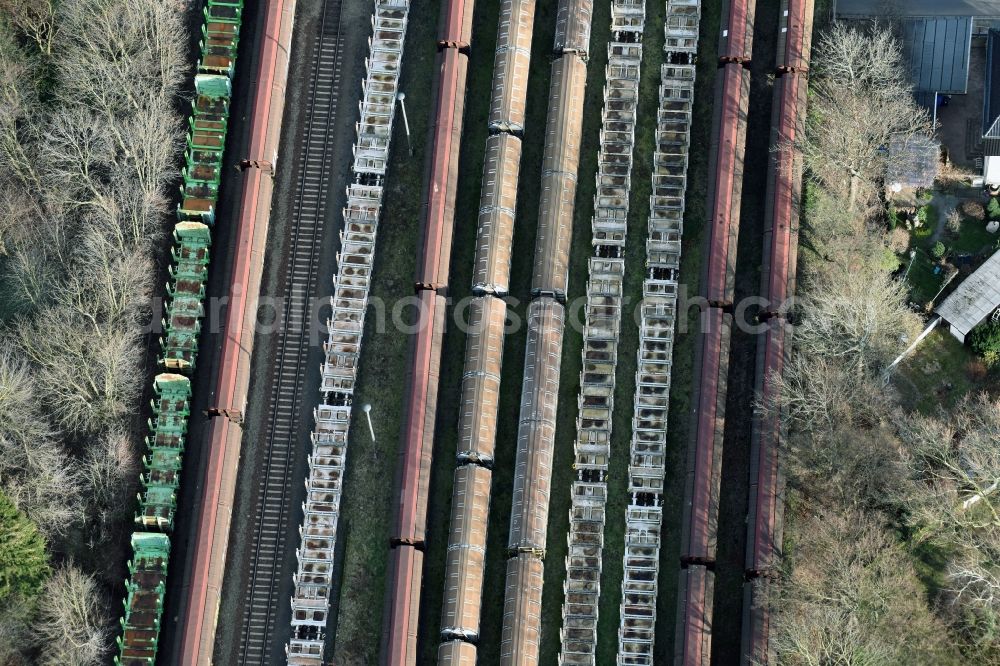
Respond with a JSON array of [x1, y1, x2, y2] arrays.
[[397, 92, 413, 157], [903, 249, 917, 280], [362, 403, 375, 442], [883, 315, 942, 381], [930, 270, 959, 307]]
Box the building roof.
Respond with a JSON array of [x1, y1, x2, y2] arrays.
[[887, 134, 940, 188], [936, 249, 1000, 339], [837, 0, 1000, 18], [902, 17, 973, 94], [984, 30, 1000, 157]]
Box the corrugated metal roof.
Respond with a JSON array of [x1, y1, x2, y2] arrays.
[[903, 17, 973, 94], [838, 0, 1000, 17], [936, 250, 1000, 339]]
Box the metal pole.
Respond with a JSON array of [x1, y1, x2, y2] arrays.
[[396, 92, 413, 157], [883, 316, 942, 381], [362, 403, 375, 442], [903, 249, 917, 280], [930, 269, 959, 306]]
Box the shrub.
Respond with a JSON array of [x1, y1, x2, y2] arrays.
[[888, 205, 901, 230], [946, 209, 962, 234], [889, 227, 910, 254], [969, 321, 1000, 360], [988, 197, 1000, 220], [961, 200, 985, 221], [879, 248, 902, 271], [931, 241, 946, 258]]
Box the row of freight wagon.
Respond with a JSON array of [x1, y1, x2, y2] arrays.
[[382, 0, 477, 660], [676, 0, 813, 665], [558, 0, 650, 664], [116, 2, 246, 664]]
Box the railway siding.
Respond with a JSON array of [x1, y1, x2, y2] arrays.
[[741, 1, 813, 663], [556, 1, 646, 663], [115, 1, 246, 662], [617, 3, 700, 663], [285, 2, 410, 663], [435, 0, 538, 661], [500, 1, 595, 663]]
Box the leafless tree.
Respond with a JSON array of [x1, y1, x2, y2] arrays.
[[63, 225, 155, 327], [0, 33, 41, 193], [795, 261, 922, 373], [803, 23, 931, 212], [16, 311, 142, 437], [0, 0, 58, 55], [900, 395, 1000, 639], [0, 591, 34, 665], [82, 426, 137, 517], [3, 460, 83, 540], [54, 0, 186, 119], [33, 565, 109, 666], [770, 508, 960, 665]]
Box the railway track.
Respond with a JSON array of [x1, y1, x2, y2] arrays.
[[237, 1, 345, 662]]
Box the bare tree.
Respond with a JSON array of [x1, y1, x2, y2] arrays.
[[795, 261, 922, 373], [33, 566, 109, 666], [770, 508, 960, 665], [0, 0, 58, 55], [16, 312, 142, 437], [0, 591, 34, 665], [54, 0, 186, 119], [803, 23, 931, 212], [0, 32, 42, 193], [82, 426, 137, 517], [900, 395, 1000, 648]]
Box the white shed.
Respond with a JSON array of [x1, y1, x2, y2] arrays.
[[935, 249, 1000, 342]]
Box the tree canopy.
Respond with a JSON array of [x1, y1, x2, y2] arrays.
[[0, 489, 48, 602]]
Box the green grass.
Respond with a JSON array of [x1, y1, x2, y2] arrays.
[[330, 0, 441, 661], [949, 220, 998, 255], [905, 247, 946, 306], [894, 328, 988, 415]]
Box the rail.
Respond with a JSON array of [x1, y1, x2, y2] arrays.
[[284, 1, 409, 664]]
